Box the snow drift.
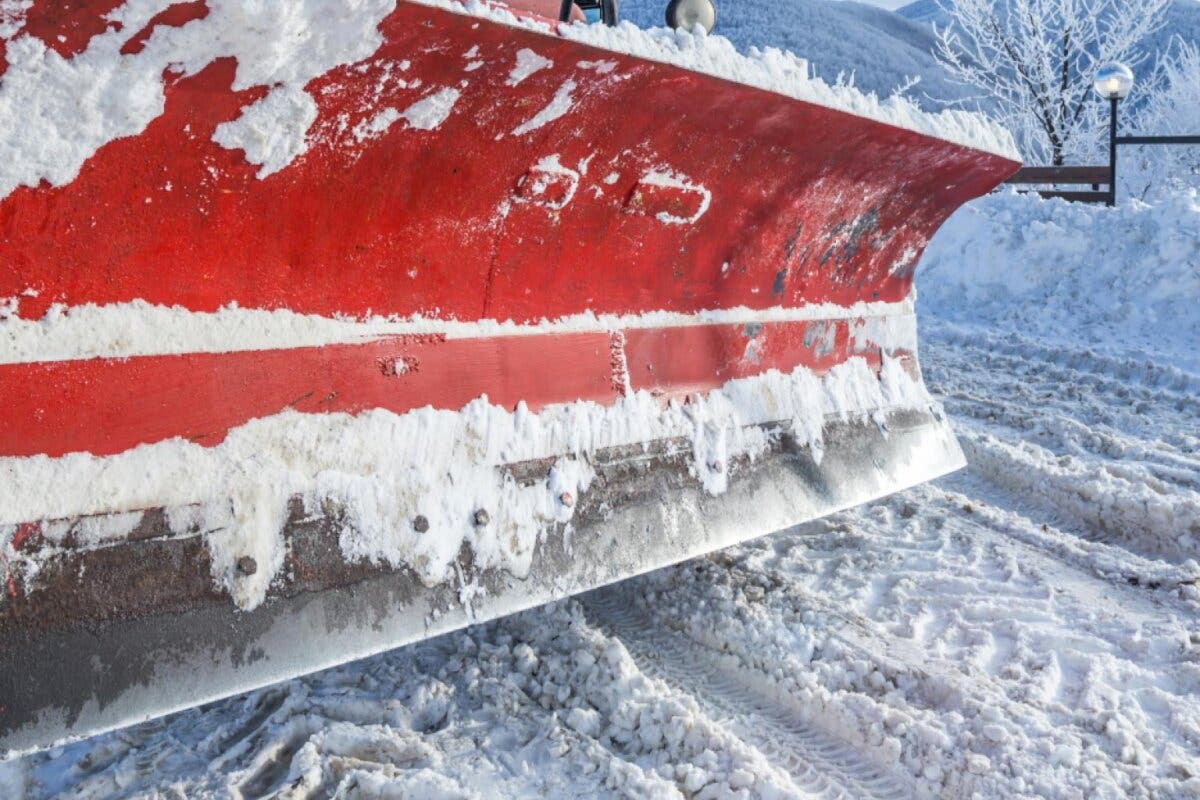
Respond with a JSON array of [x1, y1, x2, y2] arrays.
[[917, 188, 1200, 372]]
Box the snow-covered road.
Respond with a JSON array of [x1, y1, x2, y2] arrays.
[[6, 320, 1198, 799]]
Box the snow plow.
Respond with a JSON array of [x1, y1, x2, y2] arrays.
[[0, 0, 1019, 757]]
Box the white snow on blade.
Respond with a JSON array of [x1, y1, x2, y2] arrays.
[[40, 510, 145, 549], [399, 86, 461, 130], [0, 0, 397, 199], [413, 0, 1018, 159], [0, 0, 1014, 202], [0, 298, 917, 364], [1, 355, 930, 610], [578, 58, 617, 74], [506, 47, 552, 86], [513, 153, 579, 210], [351, 86, 461, 141], [0, 0, 30, 39], [352, 106, 402, 141], [852, 306, 917, 353], [511, 78, 576, 136], [638, 169, 712, 224], [0, 27, 167, 197], [213, 84, 319, 178]]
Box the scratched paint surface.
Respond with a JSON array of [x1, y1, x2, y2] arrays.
[[0, 1, 1016, 324]]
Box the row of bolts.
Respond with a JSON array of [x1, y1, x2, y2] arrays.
[[234, 490, 577, 577], [229, 453, 731, 577]]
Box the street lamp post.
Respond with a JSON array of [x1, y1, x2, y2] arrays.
[[1094, 64, 1133, 207], [1108, 94, 1118, 207]]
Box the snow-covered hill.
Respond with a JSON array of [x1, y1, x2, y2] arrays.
[[623, 0, 973, 100], [624, 0, 1198, 111], [898, 0, 1200, 72], [895, 0, 942, 24]]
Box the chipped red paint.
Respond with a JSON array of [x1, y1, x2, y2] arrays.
[[19, 0, 127, 60], [624, 319, 870, 395], [9, 523, 37, 552], [624, 177, 709, 224]]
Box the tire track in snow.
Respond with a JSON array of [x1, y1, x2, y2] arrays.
[[925, 322, 1200, 397], [581, 587, 914, 800], [692, 484, 1200, 797], [922, 331, 1200, 564], [923, 479, 1200, 594], [925, 327, 1200, 420], [939, 386, 1200, 492], [954, 431, 1200, 563]]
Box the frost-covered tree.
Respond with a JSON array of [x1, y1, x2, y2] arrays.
[[1125, 38, 1200, 195], [1140, 38, 1200, 144], [934, 0, 1170, 164]]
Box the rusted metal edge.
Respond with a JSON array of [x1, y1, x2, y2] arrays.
[[1, 434, 706, 639]]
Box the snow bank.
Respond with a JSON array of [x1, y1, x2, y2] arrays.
[[917, 188, 1200, 371]]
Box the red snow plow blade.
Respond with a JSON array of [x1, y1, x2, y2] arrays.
[[0, 0, 1018, 757]]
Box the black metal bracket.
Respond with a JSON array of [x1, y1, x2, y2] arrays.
[[1116, 135, 1200, 145]]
